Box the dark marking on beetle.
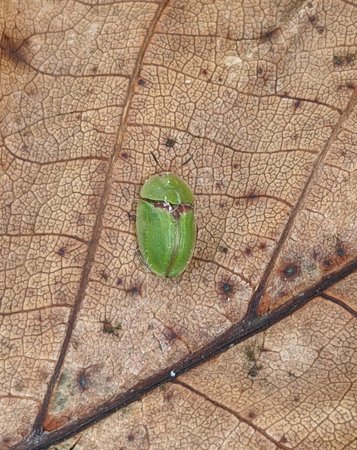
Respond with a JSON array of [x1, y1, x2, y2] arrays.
[[127, 433, 135, 442], [101, 271, 109, 281], [127, 285, 141, 296], [57, 247, 66, 257], [218, 279, 236, 299], [138, 78, 146, 86], [281, 263, 300, 280], [150, 201, 192, 220], [218, 245, 228, 254], [165, 137, 176, 148]]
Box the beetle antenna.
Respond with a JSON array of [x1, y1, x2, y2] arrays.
[[180, 155, 192, 168], [150, 151, 165, 171]]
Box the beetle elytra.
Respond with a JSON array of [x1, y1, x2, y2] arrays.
[[136, 172, 196, 278]]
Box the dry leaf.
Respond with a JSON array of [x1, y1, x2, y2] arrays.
[[0, 0, 356, 449]]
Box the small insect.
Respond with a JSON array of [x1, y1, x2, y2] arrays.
[[136, 172, 196, 277]]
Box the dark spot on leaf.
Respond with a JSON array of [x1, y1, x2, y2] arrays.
[[233, 163, 238, 169], [127, 285, 141, 296], [164, 389, 174, 401], [248, 364, 262, 378], [346, 81, 355, 90], [257, 66, 263, 75], [138, 78, 146, 86], [248, 411, 256, 419], [245, 347, 256, 362], [215, 181, 223, 190], [288, 371, 296, 378], [333, 55, 343, 66], [259, 242, 267, 250], [101, 271, 109, 281], [293, 395, 300, 402], [127, 433, 135, 442], [102, 320, 122, 336], [336, 244, 346, 257], [261, 27, 279, 42], [322, 258, 333, 269], [317, 26, 325, 34], [247, 192, 259, 201], [77, 370, 89, 391], [0, 34, 27, 65], [280, 435, 288, 444], [218, 279, 236, 299], [57, 247, 66, 257], [164, 327, 177, 342], [218, 245, 228, 254], [165, 137, 176, 148], [128, 212, 136, 222], [116, 277, 123, 286], [346, 53, 355, 64], [121, 152, 129, 159], [244, 247, 252, 257], [91, 65, 98, 73], [293, 100, 301, 109], [200, 68, 208, 76], [308, 15, 317, 25], [281, 263, 300, 280]]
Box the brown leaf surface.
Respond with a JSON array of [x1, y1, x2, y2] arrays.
[[0, 0, 356, 448], [50, 297, 356, 449]]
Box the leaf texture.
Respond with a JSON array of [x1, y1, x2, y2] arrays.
[[0, 0, 356, 448]]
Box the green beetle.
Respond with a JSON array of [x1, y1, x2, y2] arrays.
[[136, 172, 196, 278]]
